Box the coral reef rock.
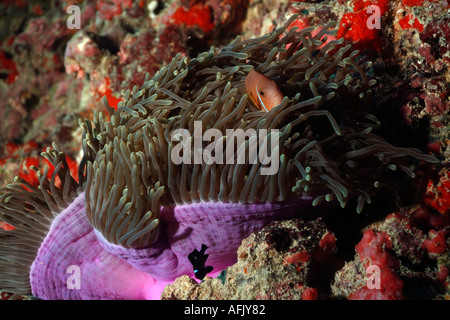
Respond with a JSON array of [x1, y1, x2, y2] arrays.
[[162, 218, 339, 300], [332, 205, 449, 300]]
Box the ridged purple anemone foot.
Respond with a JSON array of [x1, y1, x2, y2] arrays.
[[0, 15, 438, 299], [30, 192, 165, 300], [94, 195, 323, 281], [30, 191, 320, 299]]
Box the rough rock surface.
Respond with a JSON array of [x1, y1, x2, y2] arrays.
[[332, 205, 449, 300], [162, 204, 448, 300], [162, 218, 339, 300]]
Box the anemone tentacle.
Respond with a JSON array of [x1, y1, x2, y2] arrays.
[[0, 145, 81, 294]]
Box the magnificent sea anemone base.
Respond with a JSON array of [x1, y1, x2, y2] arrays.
[[30, 192, 321, 299], [30, 193, 166, 300]]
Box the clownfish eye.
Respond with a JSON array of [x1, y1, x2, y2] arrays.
[[259, 90, 265, 96]]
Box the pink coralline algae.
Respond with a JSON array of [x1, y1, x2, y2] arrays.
[[0, 50, 18, 84], [0, 3, 85, 183], [398, 14, 424, 32], [419, 17, 450, 65], [396, 0, 433, 33], [96, 0, 146, 21], [64, 31, 105, 79], [424, 229, 447, 255], [169, 0, 249, 36], [349, 229, 405, 300], [117, 25, 188, 90], [336, 0, 390, 53], [63, 17, 189, 112], [333, 206, 448, 300], [424, 168, 450, 215], [171, 3, 215, 34]]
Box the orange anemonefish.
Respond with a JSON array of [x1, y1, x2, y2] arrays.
[[245, 70, 284, 112]]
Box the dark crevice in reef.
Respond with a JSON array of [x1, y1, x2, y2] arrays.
[[85, 31, 120, 55], [322, 190, 399, 263], [186, 35, 211, 60], [402, 277, 444, 300], [368, 65, 433, 154]]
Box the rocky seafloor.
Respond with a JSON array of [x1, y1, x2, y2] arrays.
[[0, 0, 448, 300]]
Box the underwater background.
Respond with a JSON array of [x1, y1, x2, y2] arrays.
[[0, 0, 448, 300]]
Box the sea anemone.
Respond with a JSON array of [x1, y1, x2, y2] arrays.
[[0, 15, 438, 299]]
